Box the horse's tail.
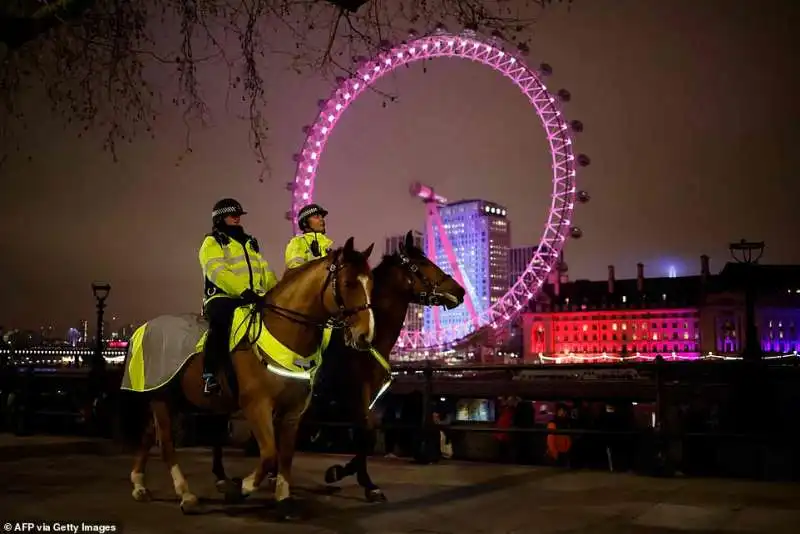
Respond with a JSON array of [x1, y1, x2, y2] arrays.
[[115, 389, 152, 449]]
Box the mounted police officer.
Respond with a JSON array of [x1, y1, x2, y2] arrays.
[[199, 198, 278, 395], [284, 203, 334, 270]]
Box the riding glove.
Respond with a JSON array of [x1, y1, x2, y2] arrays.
[[240, 289, 262, 305]]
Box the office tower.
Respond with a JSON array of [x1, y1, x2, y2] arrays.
[[423, 199, 510, 337]]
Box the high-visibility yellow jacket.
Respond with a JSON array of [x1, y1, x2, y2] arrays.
[[199, 233, 278, 304], [284, 232, 334, 270]]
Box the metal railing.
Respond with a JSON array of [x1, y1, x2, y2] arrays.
[[1, 357, 798, 480]]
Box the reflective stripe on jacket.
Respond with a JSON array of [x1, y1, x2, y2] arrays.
[[284, 232, 334, 270], [199, 235, 278, 303]]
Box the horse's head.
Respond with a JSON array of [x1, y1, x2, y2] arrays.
[[394, 230, 465, 309], [325, 237, 376, 350]]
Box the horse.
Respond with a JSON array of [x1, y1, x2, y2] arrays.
[[210, 230, 466, 502], [117, 237, 375, 519]]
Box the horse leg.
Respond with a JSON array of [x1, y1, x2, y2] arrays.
[[273, 401, 308, 521], [350, 384, 386, 502], [130, 411, 157, 502], [210, 416, 245, 502], [352, 422, 386, 502], [325, 385, 387, 502], [323, 388, 363, 486], [151, 399, 200, 513], [238, 396, 277, 499]]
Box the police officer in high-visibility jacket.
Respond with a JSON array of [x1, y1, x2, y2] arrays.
[[199, 198, 278, 394], [284, 203, 334, 270]]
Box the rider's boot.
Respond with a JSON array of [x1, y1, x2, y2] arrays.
[[203, 373, 221, 395]]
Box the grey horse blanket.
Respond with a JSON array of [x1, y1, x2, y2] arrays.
[[120, 314, 208, 392]]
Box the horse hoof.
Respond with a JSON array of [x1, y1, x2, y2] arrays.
[[365, 488, 387, 503], [132, 488, 152, 502], [275, 497, 300, 521], [324, 464, 345, 484], [223, 478, 245, 504], [180, 494, 200, 515]]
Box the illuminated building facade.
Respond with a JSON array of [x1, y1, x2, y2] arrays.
[[423, 199, 510, 334], [384, 231, 425, 332], [521, 256, 800, 363], [701, 263, 800, 356]]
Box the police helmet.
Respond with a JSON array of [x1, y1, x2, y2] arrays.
[[212, 198, 247, 225], [297, 203, 328, 231]]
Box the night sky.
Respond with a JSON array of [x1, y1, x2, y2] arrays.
[[1, 0, 799, 332]]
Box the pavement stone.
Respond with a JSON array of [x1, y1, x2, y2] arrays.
[[0, 434, 114, 461], [0, 440, 798, 533]]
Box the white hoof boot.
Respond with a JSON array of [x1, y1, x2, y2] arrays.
[[132, 487, 152, 502], [180, 493, 200, 514]]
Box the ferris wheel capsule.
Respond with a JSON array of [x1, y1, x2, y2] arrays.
[[570, 227, 584, 239], [577, 154, 591, 167], [577, 190, 590, 203]]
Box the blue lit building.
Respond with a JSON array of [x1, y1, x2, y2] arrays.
[[423, 199, 510, 336]]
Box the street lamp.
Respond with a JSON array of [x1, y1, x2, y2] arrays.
[[91, 282, 111, 371], [729, 239, 764, 361]]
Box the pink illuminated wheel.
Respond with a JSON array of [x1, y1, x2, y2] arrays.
[[289, 29, 585, 351]]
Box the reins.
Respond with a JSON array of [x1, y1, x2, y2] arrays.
[[231, 248, 372, 346]]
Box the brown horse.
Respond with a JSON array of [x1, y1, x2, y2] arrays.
[[118, 237, 375, 518], [210, 230, 466, 502]]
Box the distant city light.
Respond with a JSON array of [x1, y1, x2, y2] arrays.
[[668, 265, 677, 278]]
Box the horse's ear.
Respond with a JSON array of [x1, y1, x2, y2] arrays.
[[363, 243, 375, 260], [344, 236, 355, 253], [404, 230, 414, 250]]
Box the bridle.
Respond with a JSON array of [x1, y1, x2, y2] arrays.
[[264, 249, 371, 330], [321, 250, 372, 329], [397, 249, 452, 307]]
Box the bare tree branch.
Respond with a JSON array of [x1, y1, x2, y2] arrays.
[[0, 0, 572, 177]]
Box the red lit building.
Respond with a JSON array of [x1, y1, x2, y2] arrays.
[[521, 256, 800, 363]]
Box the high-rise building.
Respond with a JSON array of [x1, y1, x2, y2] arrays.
[[508, 245, 538, 288], [384, 230, 424, 259], [508, 243, 564, 289], [423, 199, 511, 336], [384, 231, 425, 333]]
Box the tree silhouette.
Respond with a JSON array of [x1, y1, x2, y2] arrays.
[[0, 0, 571, 172]]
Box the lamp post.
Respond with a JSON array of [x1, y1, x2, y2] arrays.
[[91, 282, 111, 372], [729, 240, 764, 361]]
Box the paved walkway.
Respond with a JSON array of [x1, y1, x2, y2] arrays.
[[0, 439, 798, 533]]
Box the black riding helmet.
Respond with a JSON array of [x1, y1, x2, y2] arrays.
[[297, 203, 328, 232], [212, 198, 246, 227]]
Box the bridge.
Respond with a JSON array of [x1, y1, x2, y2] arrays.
[[2, 436, 799, 534]]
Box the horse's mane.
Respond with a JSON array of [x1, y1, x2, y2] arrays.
[[279, 255, 324, 284], [372, 241, 426, 281], [275, 244, 372, 290]]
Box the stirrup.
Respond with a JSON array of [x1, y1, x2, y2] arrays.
[[203, 373, 220, 394]]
